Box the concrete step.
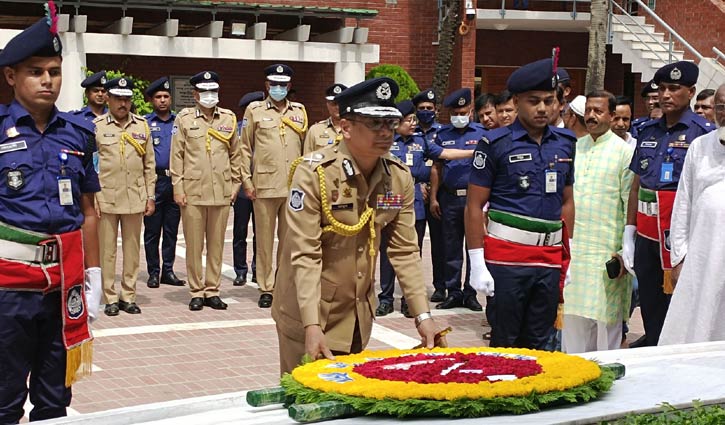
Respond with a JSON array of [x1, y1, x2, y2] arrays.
[[611, 22, 656, 34], [621, 32, 666, 44]]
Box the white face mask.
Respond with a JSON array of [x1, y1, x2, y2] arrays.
[[199, 91, 219, 108], [450, 115, 470, 129]]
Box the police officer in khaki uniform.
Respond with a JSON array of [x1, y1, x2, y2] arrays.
[[171, 71, 242, 311], [241, 64, 308, 308], [95, 77, 156, 316], [303, 83, 347, 153], [272, 77, 442, 374]]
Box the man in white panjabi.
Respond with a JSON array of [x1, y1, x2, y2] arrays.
[[659, 84, 725, 345]]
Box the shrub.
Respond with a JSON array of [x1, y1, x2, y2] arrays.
[[366, 64, 420, 103]]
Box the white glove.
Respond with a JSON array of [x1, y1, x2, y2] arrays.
[[84, 267, 102, 323], [622, 225, 637, 275], [564, 239, 573, 287], [468, 248, 495, 297]]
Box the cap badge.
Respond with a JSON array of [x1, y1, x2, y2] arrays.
[[427, 91, 435, 100], [551, 76, 557, 88], [100, 76, 107, 84], [670, 67, 681, 81], [651, 82, 658, 90], [52, 36, 60, 53], [276, 65, 284, 73], [119, 78, 127, 87], [376, 82, 392, 100], [457, 97, 465, 106], [163, 81, 170, 89], [204, 72, 211, 80], [333, 85, 342, 94]]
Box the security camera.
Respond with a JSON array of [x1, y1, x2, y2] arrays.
[[466, 8, 476, 20]]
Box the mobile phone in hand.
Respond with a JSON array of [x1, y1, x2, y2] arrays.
[[606, 256, 622, 279]]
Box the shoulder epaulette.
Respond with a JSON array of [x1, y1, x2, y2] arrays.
[[217, 107, 235, 116], [176, 108, 194, 118], [290, 101, 306, 109], [551, 126, 577, 142], [132, 113, 147, 122], [485, 126, 510, 144], [60, 111, 95, 134], [92, 114, 105, 125], [248, 100, 264, 110], [691, 114, 715, 131], [300, 147, 336, 169], [638, 117, 660, 131], [384, 152, 407, 169]]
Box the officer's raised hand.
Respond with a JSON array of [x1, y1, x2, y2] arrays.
[[305, 325, 335, 361]]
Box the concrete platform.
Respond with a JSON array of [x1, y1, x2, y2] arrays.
[[39, 342, 725, 425]]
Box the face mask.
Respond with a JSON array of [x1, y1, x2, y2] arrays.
[[199, 91, 219, 108], [269, 86, 288, 102], [416, 110, 435, 125], [450, 115, 470, 129]]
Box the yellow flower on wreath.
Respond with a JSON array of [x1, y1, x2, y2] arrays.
[[291, 347, 602, 401]]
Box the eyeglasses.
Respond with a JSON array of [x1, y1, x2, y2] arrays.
[[715, 104, 725, 112], [348, 117, 401, 131]]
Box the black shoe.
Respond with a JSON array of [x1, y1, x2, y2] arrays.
[[401, 303, 413, 318], [436, 295, 463, 309], [629, 334, 649, 348], [251, 273, 258, 284], [160, 272, 186, 286], [104, 303, 119, 316], [118, 300, 141, 314], [430, 289, 446, 303], [147, 275, 159, 288], [204, 296, 228, 310], [233, 276, 246, 287], [189, 297, 204, 311], [375, 302, 393, 317], [258, 293, 273, 308], [463, 296, 483, 311]]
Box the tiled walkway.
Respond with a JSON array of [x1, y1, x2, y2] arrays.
[[53, 213, 643, 416]]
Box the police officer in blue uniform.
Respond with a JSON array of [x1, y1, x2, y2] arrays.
[[465, 58, 576, 350], [631, 79, 659, 138], [232, 91, 264, 286], [0, 12, 100, 422], [412, 89, 447, 303], [623, 61, 714, 347], [431, 88, 486, 311], [143, 77, 185, 288], [72, 70, 107, 121]]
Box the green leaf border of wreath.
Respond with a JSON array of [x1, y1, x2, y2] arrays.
[[281, 366, 615, 418]]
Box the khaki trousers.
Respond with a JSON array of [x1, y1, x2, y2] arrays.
[[181, 204, 230, 298], [99, 212, 143, 304], [253, 197, 286, 293]]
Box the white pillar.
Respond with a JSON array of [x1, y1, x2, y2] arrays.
[[58, 48, 86, 112], [334, 62, 365, 87]]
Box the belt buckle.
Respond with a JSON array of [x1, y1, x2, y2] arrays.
[[165, 169, 170, 177], [543, 233, 551, 246], [456, 189, 466, 196], [38, 240, 58, 263]]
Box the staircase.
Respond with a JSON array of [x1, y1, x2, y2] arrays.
[[608, 0, 725, 87]]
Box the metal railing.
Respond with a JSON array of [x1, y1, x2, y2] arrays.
[[497, 0, 591, 20], [608, 0, 672, 64]]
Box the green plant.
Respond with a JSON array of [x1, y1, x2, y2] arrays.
[[365, 64, 420, 103], [82, 68, 152, 115], [605, 401, 725, 424]]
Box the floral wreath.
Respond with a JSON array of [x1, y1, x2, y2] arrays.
[[281, 347, 616, 418]]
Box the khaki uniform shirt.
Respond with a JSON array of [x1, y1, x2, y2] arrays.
[[240, 97, 308, 198], [303, 117, 342, 153], [170, 106, 242, 206], [272, 141, 430, 353], [94, 113, 156, 214]]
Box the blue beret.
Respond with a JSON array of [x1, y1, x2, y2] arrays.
[[81, 71, 107, 88], [265, 64, 293, 83], [443, 88, 472, 108], [325, 83, 348, 101], [412, 89, 437, 105], [507, 58, 557, 94], [336, 77, 401, 119], [396, 100, 415, 117], [145, 77, 170, 96], [190, 71, 219, 90], [654, 61, 698, 87], [238, 91, 265, 109], [104, 77, 134, 97], [0, 18, 62, 67], [640, 79, 659, 97], [556, 68, 570, 83]]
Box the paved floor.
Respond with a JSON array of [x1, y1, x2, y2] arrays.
[[45, 212, 644, 417]]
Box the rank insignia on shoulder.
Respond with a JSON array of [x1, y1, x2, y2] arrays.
[[5, 127, 19, 138], [7, 169, 24, 190], [377, 191, 403, 209], [518, 175, 530, 190], [481, 136, 490, 144], [304, 152, 324, 165], [342, 158, 355, 178], [473, 151, 487, 169], [289, 188, 305, 212]]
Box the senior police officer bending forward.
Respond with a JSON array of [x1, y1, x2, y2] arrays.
[[0, 6, 101, 422], [272, 78, 443, 374]]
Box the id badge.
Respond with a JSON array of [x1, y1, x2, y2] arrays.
[[405, 153, 414, 166], [660, 162, 674, 183], [545, 170, 557, 193], [58, 178, 73, 205]]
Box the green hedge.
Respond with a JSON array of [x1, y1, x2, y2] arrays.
[[82, 68, 152, 115], [365, 64, 419, 103], [606, 402, 725, 424]]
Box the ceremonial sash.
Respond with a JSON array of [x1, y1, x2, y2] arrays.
[[636, 187, 659, 241], [636, 188, 676, 294], [0, 224, 92, 387]]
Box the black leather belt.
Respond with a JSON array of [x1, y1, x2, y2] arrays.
[[156, 168, 170, 177], [443, 186, 467, 196]]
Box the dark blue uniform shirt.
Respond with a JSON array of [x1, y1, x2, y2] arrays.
[[469, 119, 575, 221], [0, 101, 100, 234], [434, 122, 487, 191], [629, 108, 714, 191], [145, 111, 176, 170], [415, 122, 442, 145], [390, 132, 442, 220], [71, 105, 105, 123]]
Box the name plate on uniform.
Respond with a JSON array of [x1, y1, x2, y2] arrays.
[[509, 153, 532, 163], [0, 140, 27, 154]]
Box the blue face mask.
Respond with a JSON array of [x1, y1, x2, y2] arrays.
[[416, 110, 435, 125], [269, 85, 288, 102]]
